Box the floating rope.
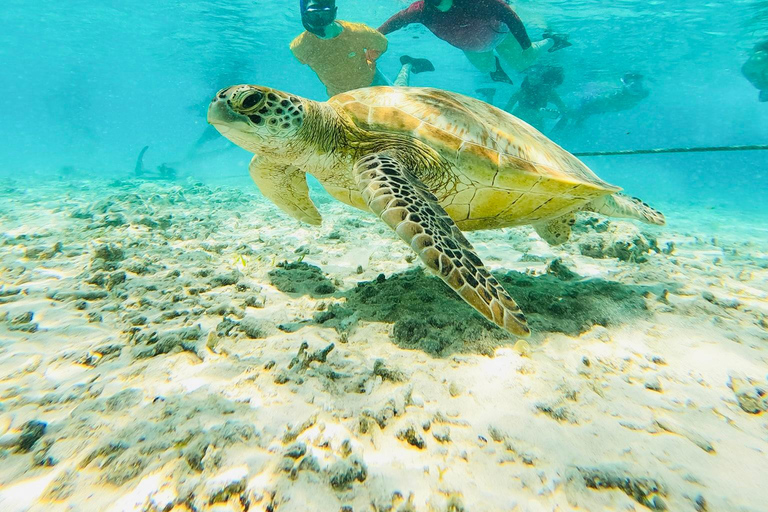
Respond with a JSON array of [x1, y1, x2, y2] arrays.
[[141, 144, 768, 183], [572, 144, 768, 157]]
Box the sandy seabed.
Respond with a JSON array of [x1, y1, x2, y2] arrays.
[[0, 178, 766, 512]]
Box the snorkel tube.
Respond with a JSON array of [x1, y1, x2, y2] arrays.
[[621, 72, 648, 97], [425, 0, 454, 12]]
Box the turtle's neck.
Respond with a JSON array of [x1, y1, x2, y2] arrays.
[[295, 98, 452, 192], [298, 100, 354, 156]]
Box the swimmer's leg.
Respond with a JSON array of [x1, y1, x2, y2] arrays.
[[466, 51, 513, 84], [464, 50, 497, 73], [551, 115, 570, 134], [393, 64, 411, 87], [371, 68, 393, 87], [476, 87, 497, 104], [497, 36, 554, 73], [542, 32, 572, 52]]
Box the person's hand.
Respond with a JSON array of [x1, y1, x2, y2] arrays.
[[366, 49, 382, 63], [539, 108, 561, 120]]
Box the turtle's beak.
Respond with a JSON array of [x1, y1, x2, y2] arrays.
[[207, 90, 265, 152], [207, 87, 256, 134], [207, 96, 241, 130]]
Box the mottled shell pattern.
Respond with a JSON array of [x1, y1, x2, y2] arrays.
[[329, 87, 621, 230]]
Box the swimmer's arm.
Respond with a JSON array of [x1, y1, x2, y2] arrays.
[[377, 3, 423, 35], [488, 0, 532, 50], [289, 36, 309, 64], [550, 92, 567, 113], [504, 91, 520, 112], [359, 25, 389, 61]]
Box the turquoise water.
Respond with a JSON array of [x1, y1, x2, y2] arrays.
[[1, 0, 766, 211], [0, 0, 768, 512], [2, 2, 768, 511]]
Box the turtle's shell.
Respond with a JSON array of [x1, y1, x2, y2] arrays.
[[329, 87, 621, 229]]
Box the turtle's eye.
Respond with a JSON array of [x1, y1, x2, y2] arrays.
[[241, 91, 264, 110]]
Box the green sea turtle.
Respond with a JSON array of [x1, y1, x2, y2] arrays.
[[208, 85, 665, 336]]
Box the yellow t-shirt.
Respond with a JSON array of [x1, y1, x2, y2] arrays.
[[290, 20, 388, 97]]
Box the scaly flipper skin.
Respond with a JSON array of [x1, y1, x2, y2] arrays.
[[584, 193, 666, 226], [354, 152, 530, 337], [249, 156, 322, 225], [534, 213, 576, 246]]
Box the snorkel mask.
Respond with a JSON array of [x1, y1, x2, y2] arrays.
[[621, 72, 646, 96], [301, 0, 337, 37], [425, 0, 452, 11], [755, 40, 768, 54]]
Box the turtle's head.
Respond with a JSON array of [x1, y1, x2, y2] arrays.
[[208, 85, 306, 152]]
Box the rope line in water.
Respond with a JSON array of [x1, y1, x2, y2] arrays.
[[572, 145, 768, 157], [150, 145, 768, 182]]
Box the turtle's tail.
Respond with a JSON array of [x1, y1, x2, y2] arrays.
[[584, 193, 666, 226]]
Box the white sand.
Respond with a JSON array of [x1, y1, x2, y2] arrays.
[[0, 178, 766, 512]]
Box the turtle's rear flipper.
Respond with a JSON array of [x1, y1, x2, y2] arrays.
[[354, 152, 530, 337], [534, 213, 576, 245], [584, 193, 665, 226], [759, 90, 768, 102]]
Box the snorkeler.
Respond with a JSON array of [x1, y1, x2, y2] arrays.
[[742, 40, 768, 102], [291, 0, 434, 97], [552, 72, 650, 133], [134, 146, 178, 181], [378, 0, 570, 83], [504, 66, 567, 131]]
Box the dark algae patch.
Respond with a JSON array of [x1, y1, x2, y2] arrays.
[[571, 465, 667, 510], [316, 269, 507, 356], [16, 420, 47, 453], [495, 271, 656, 336], [316, 267, 665, 356], [268, 261, 337, 298]]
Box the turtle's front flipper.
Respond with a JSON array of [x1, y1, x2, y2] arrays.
[[249, 156, 322, 225], [354, 153, 530, 337]]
